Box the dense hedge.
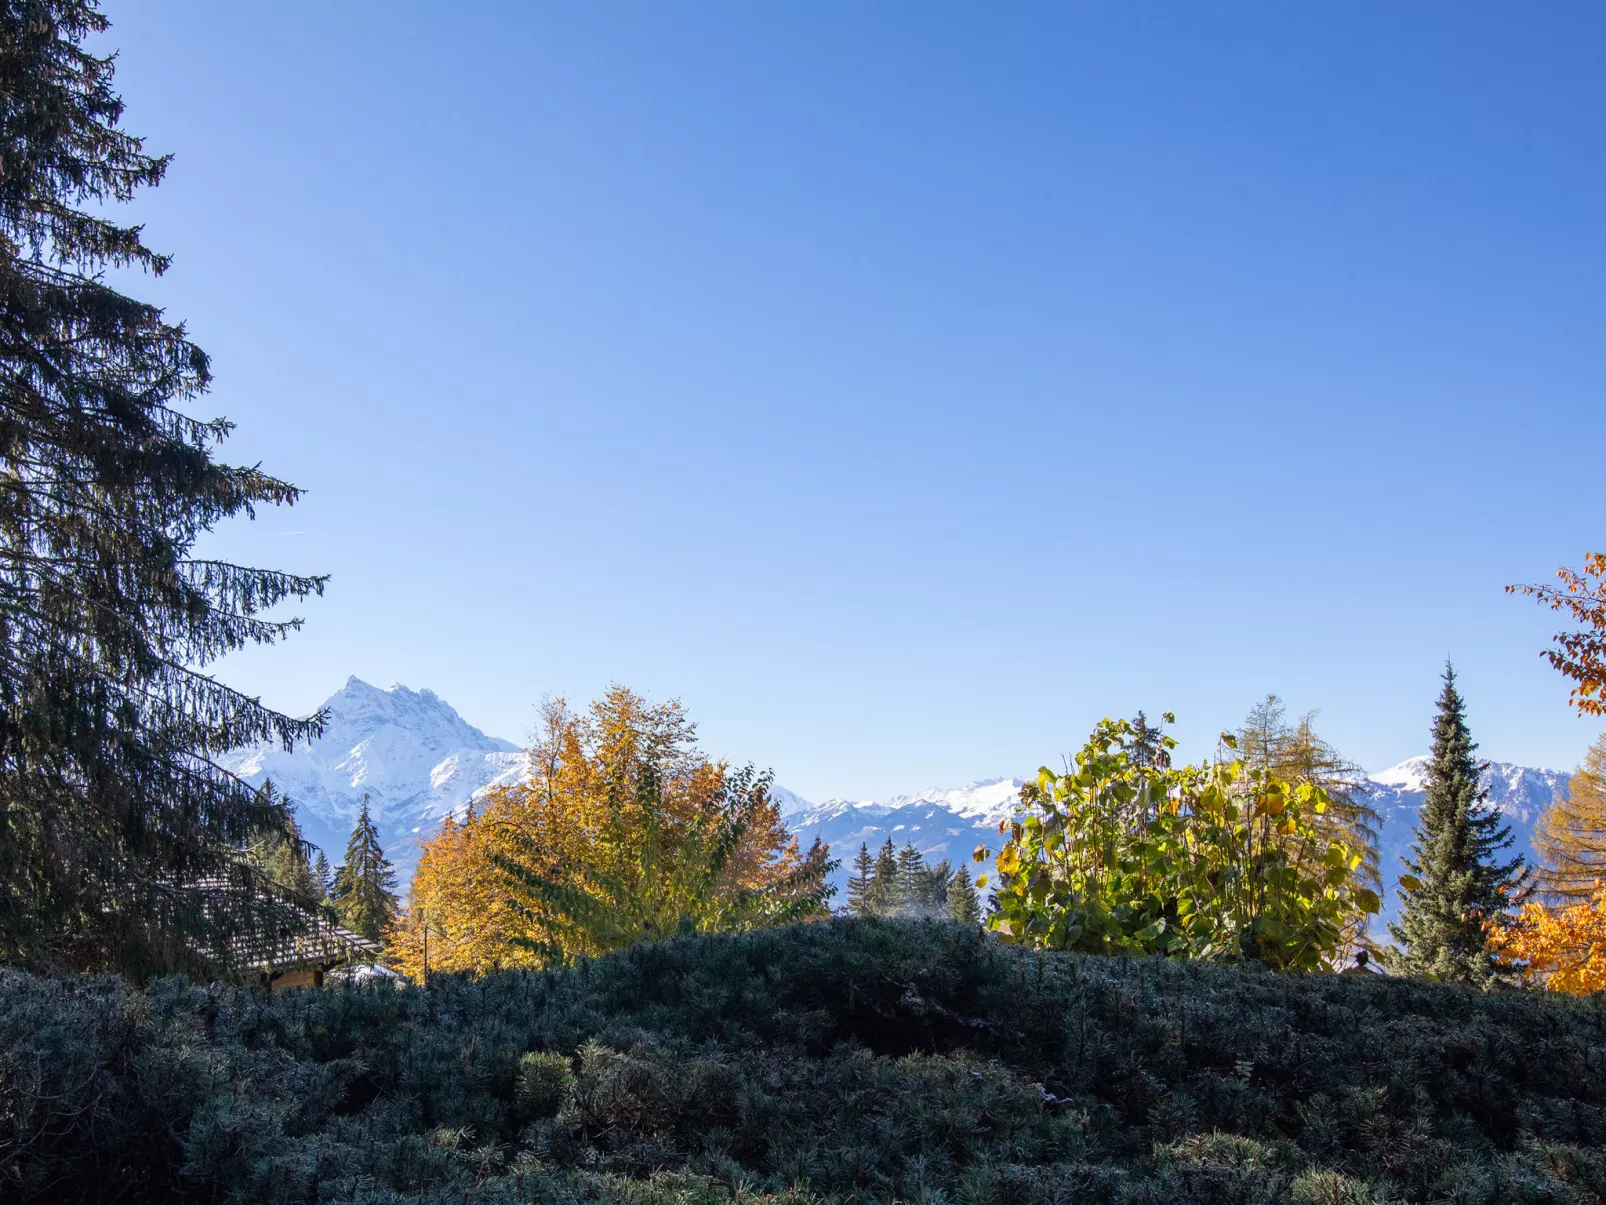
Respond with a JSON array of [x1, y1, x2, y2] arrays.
[[3, 919, 1605, 1204]]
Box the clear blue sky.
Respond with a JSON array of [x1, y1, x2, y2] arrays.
[[105, 2, 1604, 799]]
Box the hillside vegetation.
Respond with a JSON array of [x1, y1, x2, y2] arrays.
[[5, 920, 1605, 1205]]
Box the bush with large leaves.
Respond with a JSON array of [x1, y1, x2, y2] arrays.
[[982, 716, 1378, 970]]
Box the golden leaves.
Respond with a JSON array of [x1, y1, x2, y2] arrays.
[[1489, 885, 1606, 995]]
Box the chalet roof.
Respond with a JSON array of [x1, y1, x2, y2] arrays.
[[184, 875, 382, 974]]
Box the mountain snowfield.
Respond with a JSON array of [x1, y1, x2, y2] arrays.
[[221, 678, 1572, 917], [216, 677, 526, 873]]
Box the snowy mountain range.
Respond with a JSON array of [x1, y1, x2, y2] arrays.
[[222, 679, 1573, 920], [216, 677, 526, 876]]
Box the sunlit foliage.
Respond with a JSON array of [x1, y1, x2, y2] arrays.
[[388, 688, 832, 977], [1534, 732, 1606, 899], [1490, 884, 1606, 994], [1510, 552, 1606, 716], [981, 715, 1378, 971]]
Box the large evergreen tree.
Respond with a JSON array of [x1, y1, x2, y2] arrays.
[[246, 783, 319, 903], [865, 838, 899, 915], [845, 842, 875, 915], [895, 843, 927, 908], [946, 863, 980, 925], [1390, 665, 1528, 985], [0, 1, 324, 973], [331, 797, 398, 943]]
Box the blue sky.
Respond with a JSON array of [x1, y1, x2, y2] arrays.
[[105, 2, 1604, 799]]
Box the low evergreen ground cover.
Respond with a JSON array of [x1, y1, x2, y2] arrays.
[[4, 919, 1605, 1204]]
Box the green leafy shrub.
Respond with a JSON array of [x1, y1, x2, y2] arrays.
[[984, 717, 1380, 969], [3, 919, 1605, 1203]]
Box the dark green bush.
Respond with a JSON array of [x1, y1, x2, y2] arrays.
[[517, 1051, 577, 1121], [3, 918, 1605, 1203]]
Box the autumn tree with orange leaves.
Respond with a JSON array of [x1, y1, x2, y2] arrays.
[[1489, 885, 1606, 994], [1510, 552, 1606, 716], [388, 688, 833, 979]]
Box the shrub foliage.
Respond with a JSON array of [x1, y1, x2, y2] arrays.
[[984, 717, 1379, 970], [4, 919, 1605, 1204]]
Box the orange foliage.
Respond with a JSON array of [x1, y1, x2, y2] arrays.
[[1489, 885, 1606, 995], [388, 687, 829, 979], [1510, 553, 1606, 716]]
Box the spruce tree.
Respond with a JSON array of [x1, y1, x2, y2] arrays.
[[865, 838, 899, 915], [332, 797, 399, 943], [947, 864, 980, 925], [247, 784, 318, 903], [1390, 665, 1528, 985], [895, 843, 927, 913], [313, 850, 334, 902], [925, 859, 954, 914], [845, 843, 875, 915], [0, 1, 324, 974]]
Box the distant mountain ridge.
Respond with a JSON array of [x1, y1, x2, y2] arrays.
[[222, 680, 1572, 917], [217, 677, 526, 875]]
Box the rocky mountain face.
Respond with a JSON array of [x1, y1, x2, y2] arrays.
[[216, 677, 525, 878], [223, 680, 1571, 925]]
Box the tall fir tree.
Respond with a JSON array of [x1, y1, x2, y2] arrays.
[[0, 0, 324, 974], [313, 850, 334, 902], [845, 843, 875, 915], [947, 864, 981, 925], [1390, 665, 1528, 985], [331, 797, 398, 943], [246, 783, 318, 903], [895, 843, 927, 910], [865, 838, 899, 915]]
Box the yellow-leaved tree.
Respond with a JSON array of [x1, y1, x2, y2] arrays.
[[388, 688, 833, 978], [1488, 735, 1606, 993], [1489, 885, 1606, 994], [1533, 733, 1606, 899]]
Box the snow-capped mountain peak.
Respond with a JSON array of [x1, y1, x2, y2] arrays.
[[1370, 757, 1430, 791], [221, 677, 1575, 925], [217, 678, 525, 875]]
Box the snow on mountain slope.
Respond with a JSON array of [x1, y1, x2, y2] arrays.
[[1368, 757, 1569, 927], [221, 678, 1572, 922], [216, 677, 525, 876]]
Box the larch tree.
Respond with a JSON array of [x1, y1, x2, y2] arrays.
[[1390, 666, 1528, 985], [1237, 696, 1381, 892], [1237, 695, 1382, 958], [331, 797, 398, 944], [0, 0, 324, 974], [392, 688, 835, 976], [1531, 732, 1606, 900]]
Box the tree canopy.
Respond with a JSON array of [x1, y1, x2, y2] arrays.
[[982, 713, 1378, 971], [0, 0, 322, 974], [388, 688, 834, 976], [1532, 732, 1606, 900], [1510, 552, 1606, 716], [1390, 666, 1527, 985]]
